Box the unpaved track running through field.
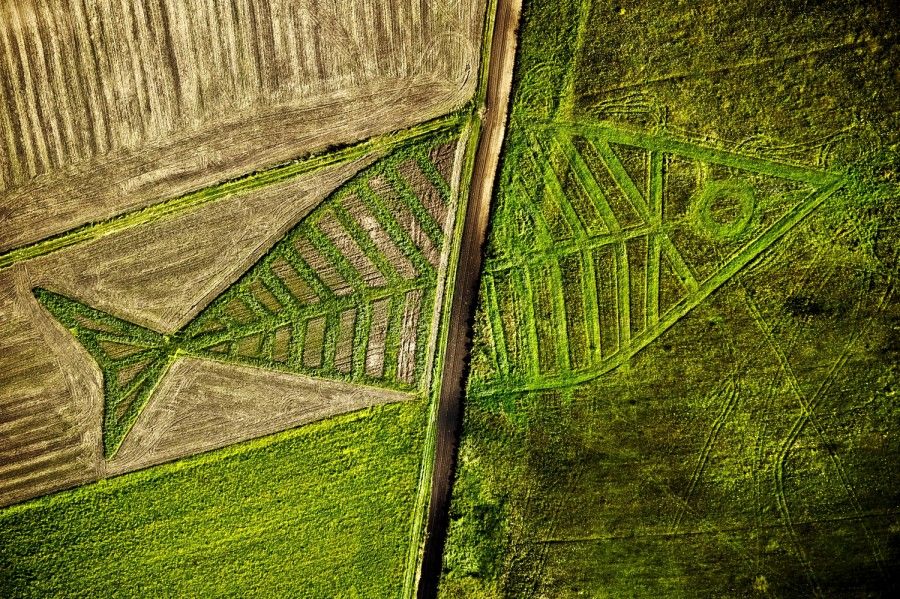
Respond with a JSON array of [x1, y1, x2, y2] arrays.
[[416, 0, 522, 596]]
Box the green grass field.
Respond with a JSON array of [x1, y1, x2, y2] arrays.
[[0, 402, 426, 597], [441, 0, 899, 596]]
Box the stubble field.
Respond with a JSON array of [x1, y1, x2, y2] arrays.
[[0, 0, 489, 595]]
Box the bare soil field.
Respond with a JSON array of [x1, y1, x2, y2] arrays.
[[0, 269, 101, 507], [26, 157, 375, 331], [0, 157, 366, 506], [106, 357, 414, 475], [0, 0, 485, 254]]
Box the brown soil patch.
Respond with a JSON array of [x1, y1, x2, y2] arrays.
[[0, 0, 486, 254], [0, 268, 102, 507], [107, 357, 414, 476], [27, 157, 374, 332]]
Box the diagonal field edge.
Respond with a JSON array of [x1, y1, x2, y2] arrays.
[[475, 176, 847, 397], [0, 113, 466, 272], [545, 120, 842, 186]]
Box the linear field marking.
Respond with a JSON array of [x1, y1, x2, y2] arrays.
[[551, 121, 839, 186], [592, 137, 653, 223], [0, 113, 464, 271], [745, 279, 894, 581], [670, 380, 738, 533], [559, 135, 622, 233], [485, 225, 652, 275], [475, 176, 846, 396], [645, 150, 664, 327], [548, 259, 572, 372], [506, 175, 556, 248], [517, 267, 542, 378], [613, 241, 631, 352], [482, 274, 508, 376], [580, 248, 603, 364], [516, 142, 571, 242], [534, 133, 590, 239]]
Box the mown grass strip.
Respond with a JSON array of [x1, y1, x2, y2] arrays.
[[474, 178, 848, 397], [302, 220, 368, 294], [558, 135, 623, 233], [484, 274, 510, 375], [0, 113, 465, 271], [535, 136, 588, 239], [549, 121, 842, 186]]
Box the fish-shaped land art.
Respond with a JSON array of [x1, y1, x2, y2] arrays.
[[35, 129, 462, 458], [471, 121, 846, 396]]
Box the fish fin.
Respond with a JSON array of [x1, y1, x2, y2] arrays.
[[32, 288, 175, 458]]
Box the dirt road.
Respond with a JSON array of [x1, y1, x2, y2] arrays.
[[416, 0, 522, 596]]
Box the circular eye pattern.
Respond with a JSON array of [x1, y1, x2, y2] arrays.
[[691, 179, 756, 240]]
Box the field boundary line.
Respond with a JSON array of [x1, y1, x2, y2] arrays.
[[0, 113, 465, 271], [401, 117, 483, 598], [474, 176, 847, 397]]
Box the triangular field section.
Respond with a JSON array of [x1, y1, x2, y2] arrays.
[[473, 122, 845, 394], [34, 130, 463, 459]]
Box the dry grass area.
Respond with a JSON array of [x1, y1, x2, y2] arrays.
[[107, 357, 414, 475], [0, 157, 370, 506], [0, 269, 101, 507], [0, 0, 485, 253], [26, 156, 375, 331]]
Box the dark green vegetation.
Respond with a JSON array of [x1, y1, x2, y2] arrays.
[[441, 0, 899, 596], [35, 128, 461, 458], [0, 402, 426, 597]]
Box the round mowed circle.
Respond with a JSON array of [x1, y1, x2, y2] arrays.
[[691, 179, 756, 240]]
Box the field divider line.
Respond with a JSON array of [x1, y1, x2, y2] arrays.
[[474, 176, 847, 397], [547, 121, 841, 186], [485, 225, 653, 274], [580, 248, 603, 364], [549, 259, 572, 373], [413, 150, 452, 200], [484, 274, 510, 375], [409, 0, 522, 591], [401, 116, 484, 599], [356, 180, 436, 278], [518, 266, 542, 377], [0, 113, 465, 271]]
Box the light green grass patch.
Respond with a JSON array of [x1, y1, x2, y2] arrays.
[[0, 402, 426, 598]]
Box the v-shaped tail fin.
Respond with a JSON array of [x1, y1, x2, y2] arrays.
[[32, 288, 175, 458]]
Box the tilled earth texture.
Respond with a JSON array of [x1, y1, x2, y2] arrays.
[[0, 0, 485, 594], [440, 0, 899, 597]]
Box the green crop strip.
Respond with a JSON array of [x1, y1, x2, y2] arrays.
[[33, 128, 464, 459], [0, 112, 465, 272], [0, 402, 428, 597]]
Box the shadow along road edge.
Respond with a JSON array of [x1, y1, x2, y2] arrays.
[[416, 0, 523, 596]]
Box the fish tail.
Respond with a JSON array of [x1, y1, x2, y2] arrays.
[[32, 288, 176, 458]]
